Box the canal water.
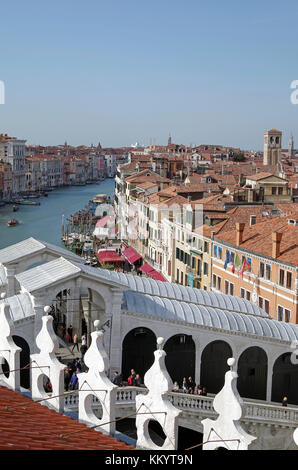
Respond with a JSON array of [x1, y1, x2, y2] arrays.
[[0, 179, 115, 250]]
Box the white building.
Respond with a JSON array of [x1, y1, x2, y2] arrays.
[[0, 134, 26, 194]]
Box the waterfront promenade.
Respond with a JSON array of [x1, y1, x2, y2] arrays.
[[0, 179, 115, 250]]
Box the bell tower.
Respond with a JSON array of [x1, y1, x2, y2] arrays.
[[263, 129, 282, 165], [288, 134, 294, 157]]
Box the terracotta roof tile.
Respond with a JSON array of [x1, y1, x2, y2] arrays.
[[0, 386, 135, 450]]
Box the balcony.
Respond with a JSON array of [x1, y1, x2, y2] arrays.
[[186, 265, 201, 278]]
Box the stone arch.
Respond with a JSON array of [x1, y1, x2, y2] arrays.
[[200, 340, 233, 394], [121, 327, 157, 382], [237, 346, 268, 400], [12, 335, 30, 389], [164, 334, 195, 385], [271, 353, 298, 405]]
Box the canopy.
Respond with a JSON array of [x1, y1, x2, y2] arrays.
[[122, 247, 142, 264], [140, 263, 155, 274], [95, 216, 115, 228], [97, 250, 124, 265], [148, 271, 166, 282]]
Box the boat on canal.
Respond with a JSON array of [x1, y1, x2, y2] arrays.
[[8, 219, 19, 226]]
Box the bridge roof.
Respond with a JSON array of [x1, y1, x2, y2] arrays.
[[0, 238, 83, 265], [0, 264, 6, 287], [122, 291, 298, 343], [0, 293, 34, 322], [95, 268, 269, 318]]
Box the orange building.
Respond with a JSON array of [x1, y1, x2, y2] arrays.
[[211, 215, 298, 323]]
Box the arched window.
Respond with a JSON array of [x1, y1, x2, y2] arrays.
[[200, 341, 232, 394], [12, 336, 30, 389], [122, 327, 156, 381], [272, 353, 298, 405], [237, 347, 267, 400], [164, 334, 195, 385]]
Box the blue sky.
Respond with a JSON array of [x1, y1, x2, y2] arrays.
[[0, 0, 297, 149]]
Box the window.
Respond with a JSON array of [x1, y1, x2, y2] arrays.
[[246, 291, 251, 301], [286, 272, 292, 290], [176, 269, 179, 283], [272, 187, 277, 195], [259, 262, 264, 278], [230, 283, 234, 296], [278, 187, 283, 195], [218, 247, 222, 260], [204, 242, 209, 253], [240, 288, 245, 298], [181, 271, 184, 284], [279, 269, 285, 286], [259, 297, 263, 309], [285, 309, 291, 323], [265, 264, 271, 281], [225, 280, 229, 295], [278, 306, 283, 321], [213, 275, 217, 288], [203, 262, 208, 275], [264, 300, 270, 315]]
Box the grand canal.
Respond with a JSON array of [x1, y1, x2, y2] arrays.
[[0, 179, 115, 250]]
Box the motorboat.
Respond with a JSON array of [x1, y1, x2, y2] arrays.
[[8, 219, 19, 226]]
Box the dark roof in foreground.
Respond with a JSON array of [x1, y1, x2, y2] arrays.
[[0, 386, 134, 450]]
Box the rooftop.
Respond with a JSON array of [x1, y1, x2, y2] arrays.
[[0, 385, 134, 450]]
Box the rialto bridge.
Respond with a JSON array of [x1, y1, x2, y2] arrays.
[[0, 238, 298, 421]]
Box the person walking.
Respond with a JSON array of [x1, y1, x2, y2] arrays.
[[64, 367, 72, 391], [72, 333, 79, 352], [80, 333, 87, 360], [67, 325, 73, 343], [70, 371, 78, 390]]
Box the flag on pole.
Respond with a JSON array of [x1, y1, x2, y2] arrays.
[[235, 254, 241, 267], [231, 264, 235, 273], [240, 258, 250, 278], [224, 250, 230, 270]]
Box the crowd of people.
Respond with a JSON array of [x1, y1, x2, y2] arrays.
[[172, 377, 207, 396], [111, 369, 143, 387]]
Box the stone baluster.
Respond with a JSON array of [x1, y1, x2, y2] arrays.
[[0, 293, 21, 390], [78, 320, 117, 436], [202, 357, 257, 450], [31, 305, 66, 413], [135, 337, 181, 450]]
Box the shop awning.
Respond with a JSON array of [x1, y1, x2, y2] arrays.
[[122, 247, 142, 264], [97, 250, 124, 265], [95, 216, 115, 227], [148, 271, 167, 282], [140, 263, 155, 274]]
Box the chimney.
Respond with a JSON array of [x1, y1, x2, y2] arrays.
[[272, 232, 282, 259], [236, 222, 245, 246]]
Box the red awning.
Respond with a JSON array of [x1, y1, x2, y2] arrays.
[[122, 247, 142, 264], [95, 216, 115, 227], [148, 271, 167, 282], [97, 250, 124, 265], [140, 263, 155, 274]]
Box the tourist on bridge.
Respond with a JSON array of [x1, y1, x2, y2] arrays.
[[112, 371, 123, 386], [127, 374, 135, 386], [70, 371, 78, 390], [172, 381, 179, 392], [134, 374, 142, 387], [182, 377, 188, 393], [187, 376, 196, 394], [196, 385, 202, 395], [64, 367, 72, 391], [71, 333, 79, 352], [67, 325, 73, 343]]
